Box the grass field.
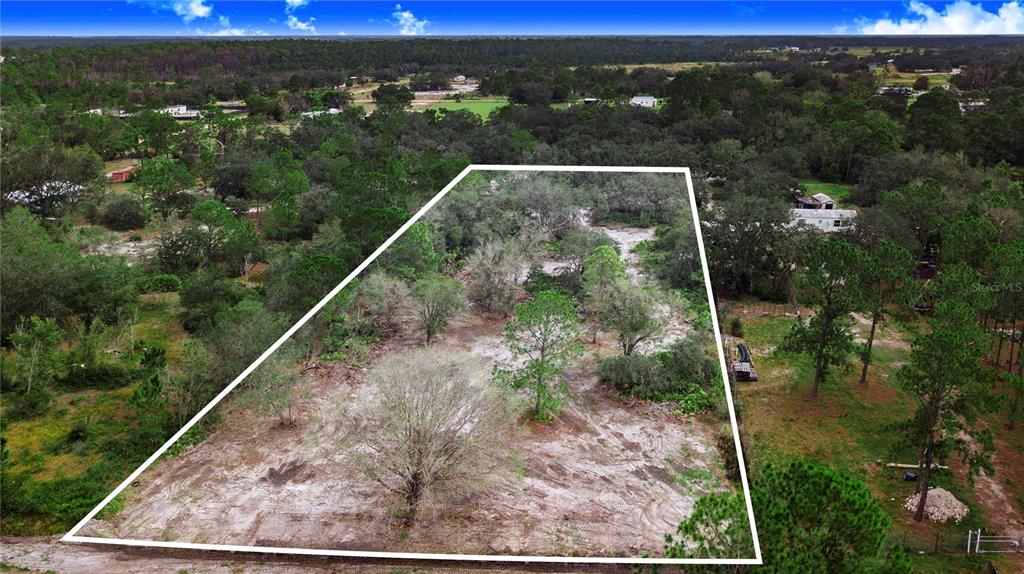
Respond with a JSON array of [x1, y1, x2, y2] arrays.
[[874, 68, 953, 88], [425, 97, 508, 119], [729, 301, 1018, 572], [608, 61, 735, 73], [800, 179, 854, 205]]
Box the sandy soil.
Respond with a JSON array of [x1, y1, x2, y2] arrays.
[[75, 221, 727, 559], [0, 537, 644, 574], [79, 306, 722, 556]]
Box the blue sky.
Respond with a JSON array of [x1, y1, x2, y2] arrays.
[[2, 1, 1023, 36]]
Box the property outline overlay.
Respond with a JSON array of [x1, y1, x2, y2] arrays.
[[62, 165, 763, 566]]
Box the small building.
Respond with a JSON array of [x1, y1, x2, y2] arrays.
[[159, 105, 188, 116], [795, 192, 837, 210], [300, 108, 342, 118], [582, 97, 601, 106], [158, 105, 201, 119], [453, 74, 467, 82], [791, 208, 857, 232], [108, 166, 138, 183], [629, 95, 657, 108]]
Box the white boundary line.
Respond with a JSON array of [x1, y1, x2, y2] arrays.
[[63, 164, 762, 566]]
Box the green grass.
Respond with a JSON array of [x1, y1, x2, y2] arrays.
[[425, 98, 508, 119], [800, 179, 854, 205], [731, 305, 994, 573]]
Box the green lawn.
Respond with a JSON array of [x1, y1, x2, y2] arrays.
[[800, 179, 853, 205], [425, 98, 508, 119], [730, 304, 1011, 572]]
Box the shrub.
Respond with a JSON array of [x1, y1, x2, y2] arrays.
[[136, 273, 182, 294], [729, 316, 744, 338], [597, 354, 664, 396], [523, 264, 577, 297], [98, 194, 148, 231], [598, 334, 723, 415]]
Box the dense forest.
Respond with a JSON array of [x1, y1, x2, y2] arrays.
[[1, 35, 1023, 571]]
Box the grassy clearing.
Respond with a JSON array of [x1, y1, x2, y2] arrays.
[[800, 179, 853, 205], [608, 61, 735, 73], [131, 292, 189, 362], [730, 304, 1013, 571], [425, 97, 508, 119]]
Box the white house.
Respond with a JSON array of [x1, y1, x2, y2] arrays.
[[791, 208, 857, 232], [629, 95, 657, 108], [301, 108, 342, 118], [157, 105, 201, 119], [159, 105, 189, 116]]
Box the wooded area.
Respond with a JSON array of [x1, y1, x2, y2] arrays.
[[1, 35, 1023, 570]]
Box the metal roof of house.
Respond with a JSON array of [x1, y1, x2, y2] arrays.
[[791, 208, 857, 219]]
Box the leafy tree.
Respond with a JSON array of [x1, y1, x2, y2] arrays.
[[371, 83, 414, 108], [913, 75, 929, 91], [554, 227, 615, 280], [163, 341, 217, 427], [381, 221, 439, 281], [129, 109, 179, 155], [248, 149, 310, 205], [664, 491, 754, 560], [898, 264, 996, 522], [750, 460, 908, 574], [1005, 373, 1024, 431], [703, 196, 801, 301], [854, 240, 915, 385], [782, 237, 867, 397], [98, 194, 149, 231], [411, 274, 466, 344], [349, 348, 519, 526], [582, 244, 627, 340], [598, 282, 669, 356], [905, 89, 963, 153], [134, 156, 195, 214], [4, 317, 63, 419], [497, 290, 582, 420], [178, 268, 247, 333], [1, 142, 104, 217], [1, 207, 136, 340]]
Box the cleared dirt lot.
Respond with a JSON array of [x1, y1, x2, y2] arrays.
[[76, 223, 731, 558]]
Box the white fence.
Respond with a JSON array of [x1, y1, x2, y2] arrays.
[[966, 529, 1022, 554]]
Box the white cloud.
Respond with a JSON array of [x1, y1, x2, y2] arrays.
[[858, 0, 1024, 34], [392, 4, 429, 36], [287, 14, 318, 34], [172, 0, 212, 22], [131, 0, 213, 23], [337, 30, 347, 35], [196, 15, 266, 36], [285, 0, 311, 12]]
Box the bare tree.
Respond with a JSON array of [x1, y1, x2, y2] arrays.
[[349, 348, 521, 526]]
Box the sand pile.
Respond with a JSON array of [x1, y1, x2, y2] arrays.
[[904, 488, 969, 523]]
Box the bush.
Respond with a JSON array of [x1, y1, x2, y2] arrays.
[[98, 194, 148, 231], [597, 353, 664, 396], [729, 316, 744, 338], [524, 264, 578, 297], [597, 335, 723, 415], [135, 273, 182, 294]]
